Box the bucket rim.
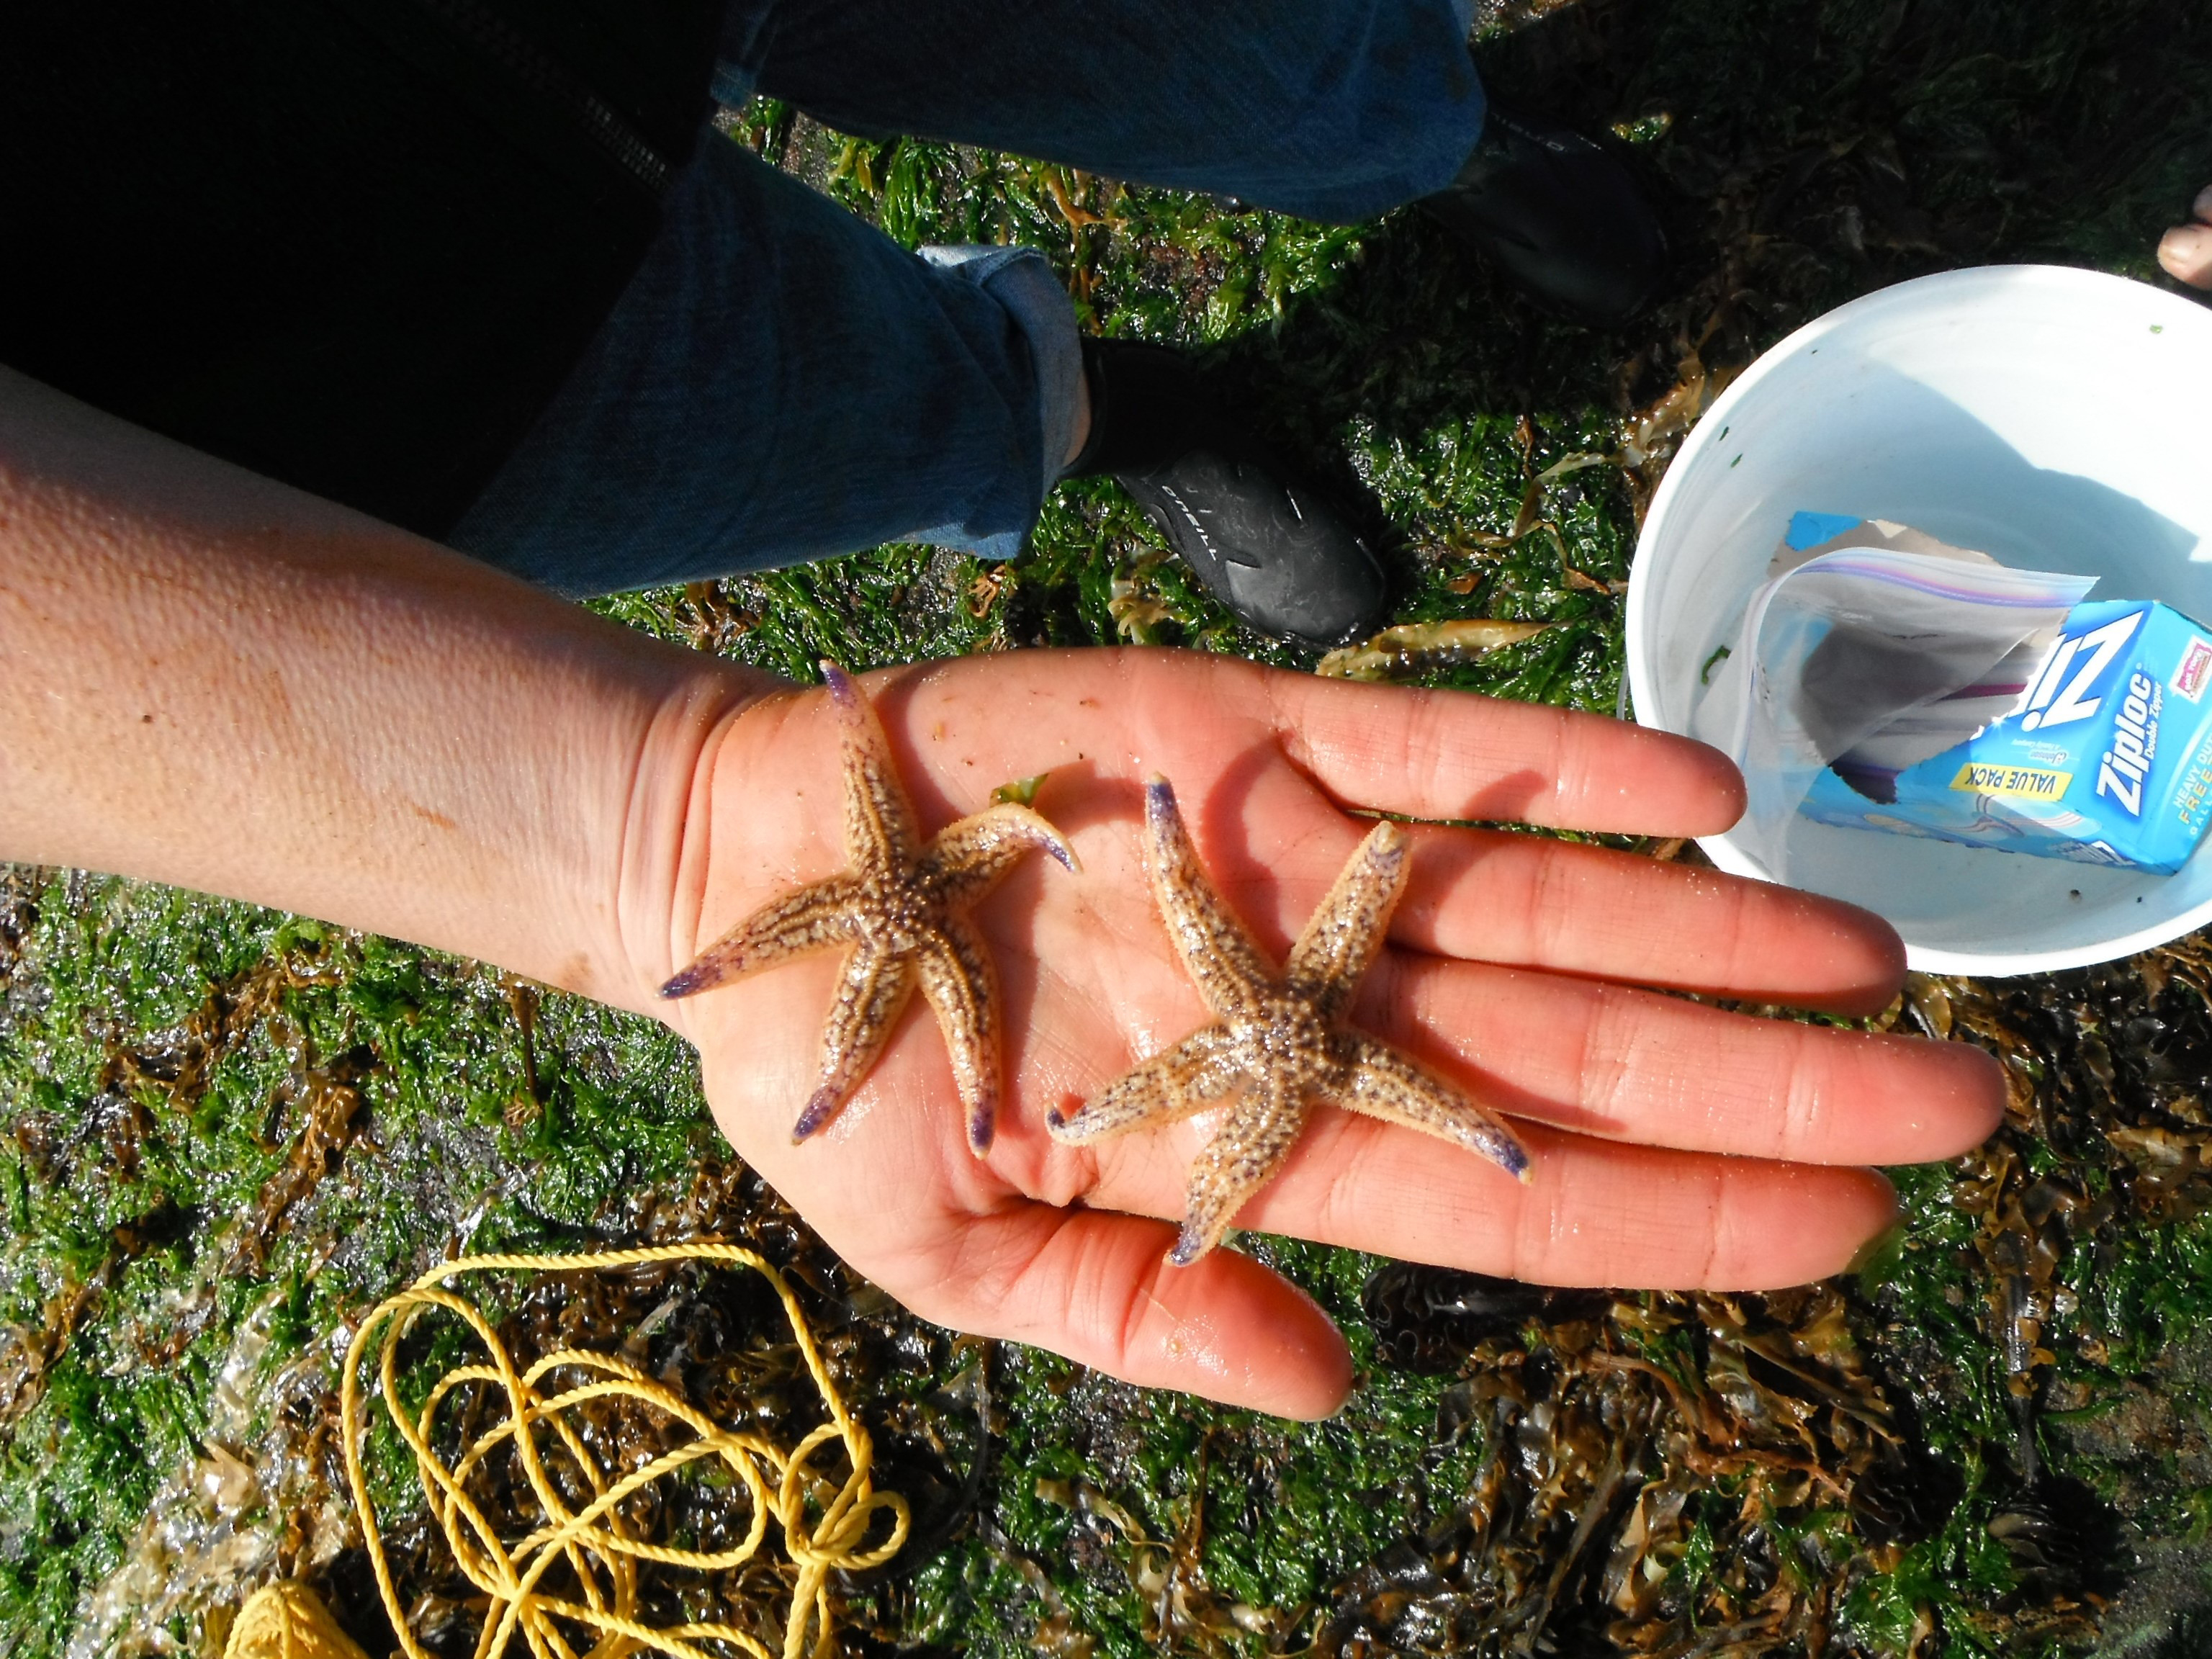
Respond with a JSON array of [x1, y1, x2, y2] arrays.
[[1624, 263, 2212, 976]]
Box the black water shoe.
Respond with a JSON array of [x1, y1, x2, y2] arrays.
[[1067, 338, 1384, 645], [1420, 103, 1668, 327]]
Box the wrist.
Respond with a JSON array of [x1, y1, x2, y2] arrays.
[[606, 662, 793, 1022]]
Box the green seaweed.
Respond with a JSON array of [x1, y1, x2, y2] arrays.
[[6, 0, 2212, 1653]]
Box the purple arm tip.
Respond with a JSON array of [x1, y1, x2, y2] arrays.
[[661, 950, 745, 999], [791, 1084, 840, 1143]]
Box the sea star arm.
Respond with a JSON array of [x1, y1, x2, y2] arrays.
[[912, 914, 1004, 1156], [665, 667, 1075, 1154], [1143, 777, 1278, 1021], [1171, 1080, 1308, 1265], [1336, 1035, 1531, 1180], [918, 803, 1079, 909], [822, 662, 920, 871], [1284, 821, 1411, 1020], [790, 943, 918, 1142], [659, 876, 864, 998], [1046, 1025, 1242, 1144]]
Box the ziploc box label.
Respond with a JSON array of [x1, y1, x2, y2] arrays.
[[1800, 598, 2212, 873]]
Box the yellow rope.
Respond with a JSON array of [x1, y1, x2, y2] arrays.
[[225, 1581, 369, 1659], [338, 1244, 910, 1659]]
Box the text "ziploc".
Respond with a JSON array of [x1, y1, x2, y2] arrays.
[[2020, 608, 2146, 732]]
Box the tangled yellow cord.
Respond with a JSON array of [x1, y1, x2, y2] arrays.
[[340, 1245, 910, 1659], [225, 1581, 369, 1659]]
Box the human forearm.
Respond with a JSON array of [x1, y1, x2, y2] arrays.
[[0, 365, 777, 1014]]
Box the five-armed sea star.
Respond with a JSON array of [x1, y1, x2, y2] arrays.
[[660, 663, 1076, 1154], [1048, 776, 1530, 1264]]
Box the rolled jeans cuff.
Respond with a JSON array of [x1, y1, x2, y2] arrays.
[[913, 243, 1082, 554]]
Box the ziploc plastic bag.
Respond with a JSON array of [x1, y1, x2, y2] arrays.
[[1691, 517, 2095, 878]]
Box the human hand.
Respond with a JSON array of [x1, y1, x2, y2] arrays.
[[2159, 186, 2212, 288], [655, 649, 2001, 1419], [0, 374, 1992, 1421]]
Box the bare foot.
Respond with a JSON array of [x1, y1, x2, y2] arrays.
[[2158, 185, 2212, 289]]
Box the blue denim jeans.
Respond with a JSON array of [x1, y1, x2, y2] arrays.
[[450, 0, 1485, 595]]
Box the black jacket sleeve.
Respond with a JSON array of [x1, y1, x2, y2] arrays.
[[1, 0, 722, 535]]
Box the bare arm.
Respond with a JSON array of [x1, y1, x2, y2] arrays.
[[0, 362, 774, 1015], [0, 361, 2000, 1417]]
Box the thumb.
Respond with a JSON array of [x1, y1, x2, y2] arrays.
[[900, 1200, 1354, 1419], [2159, 217, 2212, 289]]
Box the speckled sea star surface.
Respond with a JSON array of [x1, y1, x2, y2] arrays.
[[661, 663, 1075, 1154], [1049, 776, 1530, 1264]]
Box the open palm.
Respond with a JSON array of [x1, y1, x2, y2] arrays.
[[655, 649, 1999, 1418]]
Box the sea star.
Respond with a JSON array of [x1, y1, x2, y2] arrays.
[[1048, 776, 1529, 1264], [660, 663, 1075, 1154]]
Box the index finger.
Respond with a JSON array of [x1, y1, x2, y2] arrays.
[[1266, 674, 1746, 837]]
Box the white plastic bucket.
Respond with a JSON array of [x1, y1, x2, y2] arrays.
[[1627, 266, 2212, 976]]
